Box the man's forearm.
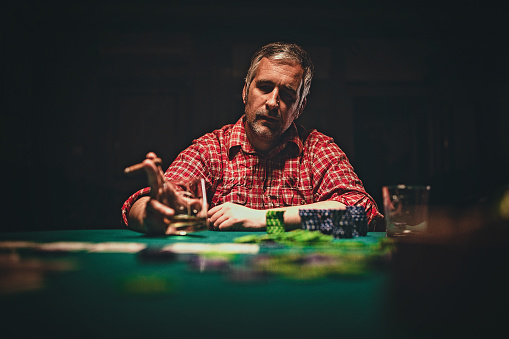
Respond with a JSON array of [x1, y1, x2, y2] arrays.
[[270, 200, 346, 230], [127, 196, 151, 233]]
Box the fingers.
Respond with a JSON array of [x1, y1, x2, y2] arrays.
[[124, 153, 162, 174], [207, 205, 222, 228], [142, 159, 163, 197], [138, 153, 190, 214], [207, 204, 222, 217], [215, 217, 237, 230], [147, 199, 175, 218], [139, 155, 171, 203], [145, 152, 166, 183], [146, 152, 158, 160], [208, 203, 266, 230], [144, 199, 177, 235], [207, 204, 238, 230]]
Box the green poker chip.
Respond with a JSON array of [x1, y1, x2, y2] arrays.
[[266, 211, 285, 234], [267, 225, 285, 234], [234, 229, 333, 245], [233, 234, 260, 243]]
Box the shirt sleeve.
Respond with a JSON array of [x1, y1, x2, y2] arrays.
[[163, 144, 210, 183], [121, 187, 151, 227], [309, 134, 384, 229]]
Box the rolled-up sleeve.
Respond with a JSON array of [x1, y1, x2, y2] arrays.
[[309, 133, 383, 229], [121, 187, 151, 227]]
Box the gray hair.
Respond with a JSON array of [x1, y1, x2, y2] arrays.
[[244, 42, 314, 109]]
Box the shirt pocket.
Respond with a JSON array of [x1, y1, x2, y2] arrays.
[[280, 178, 314, 206], [213, 183, 248, 205]]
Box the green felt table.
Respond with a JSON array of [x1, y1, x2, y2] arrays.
[[1, 229, 506, 338]]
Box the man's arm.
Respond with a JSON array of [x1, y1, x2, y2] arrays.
[[207, 200, 345, 231], [128, 196, 176, 234], [128, 196, 151, 233], [122, 136, 215, 235], [305, 132, 384, 229]]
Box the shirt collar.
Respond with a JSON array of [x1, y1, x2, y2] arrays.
[[228, 115, 303, 158]]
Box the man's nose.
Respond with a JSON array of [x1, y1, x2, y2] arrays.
[[266, 88, 279, 110]]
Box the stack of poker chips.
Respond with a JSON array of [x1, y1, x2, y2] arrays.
[[299, 209, 321, 231], [300, 207, 369, 239], [347, 206, 368, 237], [299, 209, 334, 235], [331, 209, 352, 239], [266, 211, 285, 234]]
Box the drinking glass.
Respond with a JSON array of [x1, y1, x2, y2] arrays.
[[383, 185, 430, 237], [166, 178, 208, 235]]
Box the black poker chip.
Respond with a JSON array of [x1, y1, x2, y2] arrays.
[[347, 206, 368, 237], [319, 210, 334, 235], [299, 209, 322, 231], [332, 209, 352, 239], [300, 207, 368, 239], [299, 209, 335, 234]]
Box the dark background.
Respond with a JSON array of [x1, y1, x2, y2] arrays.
[[2, 1, 508, 231]]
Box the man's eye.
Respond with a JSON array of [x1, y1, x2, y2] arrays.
[[258, 85, 272, 93], [281, 92, 295, 103]]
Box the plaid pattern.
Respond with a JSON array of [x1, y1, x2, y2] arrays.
[[122, 115, 383, 228]]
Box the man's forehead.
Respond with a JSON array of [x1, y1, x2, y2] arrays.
[[254, 57, 304, 87], [266, 55, 301, 66], [257, 57, 303, 72]]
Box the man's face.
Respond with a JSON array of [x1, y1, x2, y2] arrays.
[[242, 57, 306, 152]]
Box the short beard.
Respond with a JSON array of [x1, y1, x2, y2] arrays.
[[245, 109, 284, 143]]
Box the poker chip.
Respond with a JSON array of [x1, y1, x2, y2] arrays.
[[331, 207, 369, 239], [319, 210, 335, 235], [299, 209, 334, 234], [332, 209, 353, 239], [233, 234, 260, 243], [300, 207, 368, 239], [234, 229, 332, 246], [347, 206, 368, 237], [266, 211, 285, 234], [299, 209, 321, 231]]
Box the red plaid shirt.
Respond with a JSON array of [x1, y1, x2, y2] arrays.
[[122, 115, 383, 228]]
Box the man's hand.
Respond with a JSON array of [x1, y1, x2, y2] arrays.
[[127, 152, 185, 235], [207, 203, 266, 230]]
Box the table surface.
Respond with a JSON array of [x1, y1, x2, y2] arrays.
[[1, 229, 507, 338]]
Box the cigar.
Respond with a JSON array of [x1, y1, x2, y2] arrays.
[[124, 157, 162, 174]]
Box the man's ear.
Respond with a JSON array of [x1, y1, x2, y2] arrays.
[[242, 84, 247, 104], [296, 97, 307, 119]]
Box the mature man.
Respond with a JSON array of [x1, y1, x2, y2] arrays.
[[122, 42, 382, 234]]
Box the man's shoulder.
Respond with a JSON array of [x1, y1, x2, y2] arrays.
[[297, 125, 334, 147], [193, 122, 235, 145], [297, 127, 348, 167]]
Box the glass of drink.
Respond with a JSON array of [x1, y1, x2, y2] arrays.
[[383, 185, 430, 237], [166, 178, 208, 235]]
